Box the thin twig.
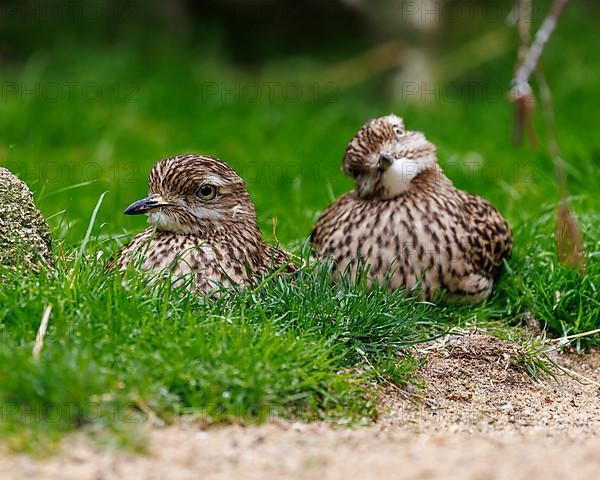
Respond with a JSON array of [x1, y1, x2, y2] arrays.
[[510, 0, 585, 271], [511, 0, 536, 145], [554, 329, 600, 343], [32, 305, 52, 359], [134, 397, 159, 426], [514, 0, 532, 48], [512, 0, 569, 100]]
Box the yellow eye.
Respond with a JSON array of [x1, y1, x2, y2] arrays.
[[197, 184, 217, 200]]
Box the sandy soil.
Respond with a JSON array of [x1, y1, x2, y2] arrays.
[[3, 333, 599, 480]]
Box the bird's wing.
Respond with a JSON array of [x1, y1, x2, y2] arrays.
[[263, 243, 298, 274], [462, 194, 512, 278]]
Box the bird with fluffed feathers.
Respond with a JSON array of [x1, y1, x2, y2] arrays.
[[311, 114, 512, 302]]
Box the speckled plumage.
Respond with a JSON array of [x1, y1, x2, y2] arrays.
[[116, 154, 294, 294], [311, 115, 512, 302]]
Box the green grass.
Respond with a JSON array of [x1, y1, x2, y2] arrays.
[[1, 250, 442, 450], [0, 1, 598, 450]]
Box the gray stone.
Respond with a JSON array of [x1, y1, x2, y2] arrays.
[[0, 167, 53, 271]]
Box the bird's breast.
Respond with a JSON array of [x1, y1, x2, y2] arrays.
[[313, 191, 470, 292]]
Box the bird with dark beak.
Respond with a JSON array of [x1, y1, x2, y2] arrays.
[[115, 154, 296, 294]]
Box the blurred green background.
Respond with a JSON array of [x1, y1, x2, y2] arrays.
[[0, 1, 599, 444], [0, 0, 598, 249]]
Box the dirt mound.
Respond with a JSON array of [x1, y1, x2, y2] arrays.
[[0, 167, 53, 271], [380, 333, 599, 436]]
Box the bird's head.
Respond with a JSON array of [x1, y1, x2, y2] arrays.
[[124, 154, 259, 235], [343, 114, 438, 199]]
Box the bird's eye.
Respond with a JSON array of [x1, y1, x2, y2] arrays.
[[197, 184, 217, 200], [393, 126, 404, 136]]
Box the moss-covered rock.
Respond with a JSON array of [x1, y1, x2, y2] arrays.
[[0, 167, 53, 271]]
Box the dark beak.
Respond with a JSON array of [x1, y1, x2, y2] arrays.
[[378, 153, 394, 172], [124, 194, 171, 215]]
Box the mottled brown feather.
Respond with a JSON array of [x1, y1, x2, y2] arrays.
[[115, 154, 295, 295], [311, 115, 512, 302]]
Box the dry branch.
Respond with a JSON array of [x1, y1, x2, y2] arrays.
[[510, 0, 585, 273], [511, 0, 569, 102]]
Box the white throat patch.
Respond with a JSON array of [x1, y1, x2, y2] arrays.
[[148, 210, 187, 233], [381, 154, 435, 198], [148, 207, 224, 234]]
